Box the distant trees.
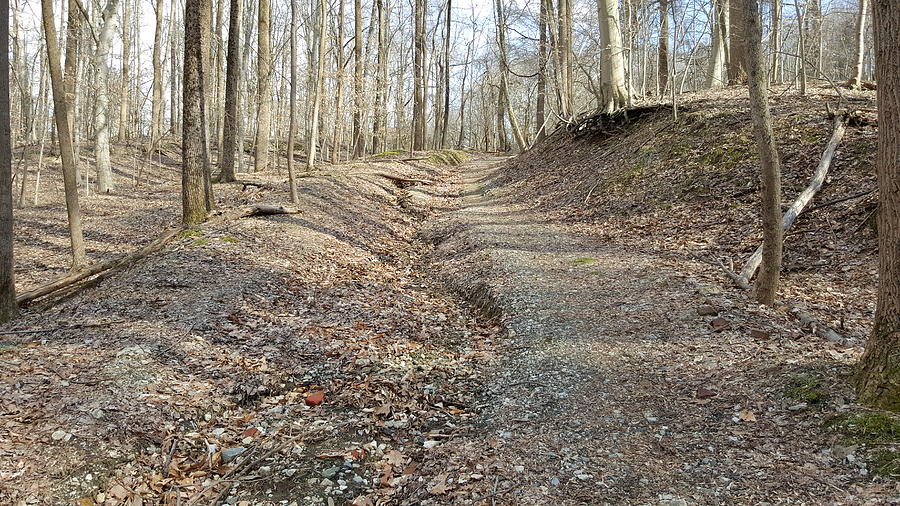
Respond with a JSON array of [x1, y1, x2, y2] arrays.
[[742, 0, 783, 305], [854, 0, 900, 411]]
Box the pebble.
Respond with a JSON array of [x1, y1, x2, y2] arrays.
[[51, 430, 68, 441], [222, 447, 247, 463], [321, 466, 340, 478], [514, 465, 525, 472]]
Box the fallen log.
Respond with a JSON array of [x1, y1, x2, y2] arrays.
[[736, 114, 847, 286], [17, 227, 181, 306], [372, 172, 432, 186], [240, 204, 302, 217]]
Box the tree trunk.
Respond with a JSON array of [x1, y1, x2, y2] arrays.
[[0, 2, 16, 322], [372, 0, 387, 153], [706, 0, 729, 89], [728, 0, 747, 83], [412, 0, 427, 150], [93, 0, 121, 194], [795, 0, 807, 95], [658, 0, 669, 94], [598, 0, 628, 112], [854, 0, 900, 412], [536, 0, 548, 142], [42, 0, 87, 269], [742, 0, 783, 305], [770, 0, 780, 83], [219, 0, 240, 182], [439, 0, 451, 149], [286, 0, 299, 202], [331, 0, 346, 163], [352, 0, 365, 156], [307, 0, 327, 170], [852, 0, 869, 88], [494, 0, 527, 151], [254, 0, 272, 172], [150, 0, 165, 152], [183, 0, 208, 226]]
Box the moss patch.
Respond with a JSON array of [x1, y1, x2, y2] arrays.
[[786, 374, 826, 404], [572, 257, 597, 264], [428, 149, 468, 166], [178, 228, 203, 239], [873, 450, 900, 476], [219, 236, 239, 243], [827, 412, 900, 443]]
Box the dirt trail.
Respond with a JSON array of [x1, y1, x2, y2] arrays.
[[409, 156, 893, 504]]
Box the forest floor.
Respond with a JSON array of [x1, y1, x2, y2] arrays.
[[2, 86, 900, 506]]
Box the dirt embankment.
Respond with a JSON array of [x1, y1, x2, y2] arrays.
[[0, 151, 503, 505]]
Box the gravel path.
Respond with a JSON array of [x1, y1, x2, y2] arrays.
[[409, 157, 895, 505]]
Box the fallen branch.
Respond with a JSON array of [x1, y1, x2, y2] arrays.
[[17, 227, 181, 306], [367, 156, 430, 163], [239, 204, 302, 217], [736, 114, 847, 286], [790, 306, 850, 344], [372, 172, 433, 185]]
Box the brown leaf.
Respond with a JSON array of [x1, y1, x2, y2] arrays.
[[428, 472, 452, 495]]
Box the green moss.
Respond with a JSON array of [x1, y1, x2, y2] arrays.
[[827, 412, 900, 443], [219, 236, 239, 243], [191, 239, 210, 246], [873, 451, 900, 476], [572, 257, 597, 264], [701, 144, 750, 171], [178, 228, 203, 239], [373, 150, 404, 158], [786, 374, 826, 404], [428, 149, 468, 166]]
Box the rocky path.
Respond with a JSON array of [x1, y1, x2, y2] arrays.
[[405, 157, 892, 504]]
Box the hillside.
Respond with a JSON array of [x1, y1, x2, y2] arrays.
[[494, 85, 879, 340]]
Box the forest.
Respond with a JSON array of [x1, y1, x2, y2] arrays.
[[0, 0, 899, 504]]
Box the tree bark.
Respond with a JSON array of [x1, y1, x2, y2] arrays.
[[331, 0, 346, 163], [728, 0, 747, 83], [219, 0, 240, 182], [742, 0, 783, 305], [536, 0, 548, 142], [852, 0, 869, 88], [307, 0, 327, 170], [183, 0, 208, 226], [0, 1, 16, 322], [598, 0, 628, 112], [706, 0, 729, 89], [42, 0, 87, 269], [854, 0, 900, 411], [353, 0, 365, 156], [286, 0, 299, 202], [412, 0, 427, 150], [770, 0, 780, 83], [494, 0, 527, 151], [658, 0, 669, 94], [254, 0, 272, 172], [150, 0, 164, 151], [93, 0, 121, 194]]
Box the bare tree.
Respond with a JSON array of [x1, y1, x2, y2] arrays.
[[353, 0, 365, 156], [742, 0, 782, 305], [706, 0, 729, 88], [183, 0, 208, 225], [0, 0, 16, 322], [41, 0, 87, 269], [93, 0, 122, 194], [286, 0, 299, 201], [219, 0, 240, 182], [254, 0, 272, 172], [852, 0, 869, 88], [413, 0, 427, 150], [331, 0, 346, 163], [150, 0, 165, 151], [598, 0, 629, 111], [307, 0, 328, 170], [728, 0, 747, 83], [494, 0, 527, 150], [853, 0, 900, 411]]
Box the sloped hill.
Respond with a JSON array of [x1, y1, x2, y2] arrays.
[[494, 85, 879, 339]]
